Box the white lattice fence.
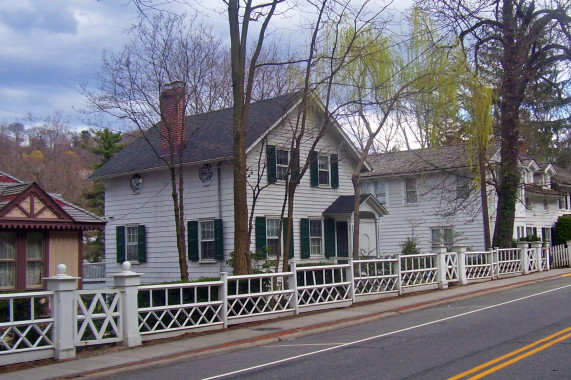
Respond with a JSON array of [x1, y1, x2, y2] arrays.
[[400, 254, 437, 287], [551, 244, 569, 268], [444, 252, 459, 282], [226, 273, 294, 324], [497, 248, 522, 275], [296, 264, 352, 310], [353, 259, 399, 298], [75, 289, 122, 346], [465, 252, 493, 279], [0, 291, 53, 364], [138, 281, 223, 336], [526, 248, 538, 272]]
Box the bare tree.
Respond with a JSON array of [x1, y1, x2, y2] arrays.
[[418, 0, 571, 247], [83, 13, 231, 281]]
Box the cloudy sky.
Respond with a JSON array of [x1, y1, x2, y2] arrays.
[[0, 0, 410, 130], [0, 1, 223, 129]]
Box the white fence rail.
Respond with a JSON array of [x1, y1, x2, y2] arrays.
[[0, 291, 54, 366], [75, 289, 122, 346], [138, 281, 224, 339], [226, 272, 294, 324], [3, 241, 569, 366]]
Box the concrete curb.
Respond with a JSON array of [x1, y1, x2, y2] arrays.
[[65, 271, 569, 380]]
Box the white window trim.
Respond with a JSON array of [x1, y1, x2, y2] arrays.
[[266, 217, 281, 258], [126, 225, 139, 263], [404, 178, 417, 204], [318, 154, 331, 187], [199, 220, 216, 262], [276, 149, 289, 180], [309, 218, 324, 257]]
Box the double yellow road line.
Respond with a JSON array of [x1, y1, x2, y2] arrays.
[[449, 326, 571, 379]]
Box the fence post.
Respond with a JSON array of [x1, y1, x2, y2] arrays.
[[288, 262, 299, 315], [396, 255, 403, 295], [45, 264, 79, 360], [543, 243, 550, 271], [452, 246, 468, 285], [517, 241, 530, 275], [220, 272, 228, 328], [432, 245, 448, 289], [347, 258, 356, 303], [113, 261, 142, 347], [530, 241, 543, 272], [491, 248, 499, 279], [567, 241, 571, 268]]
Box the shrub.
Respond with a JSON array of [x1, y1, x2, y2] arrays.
[[400, 237, 420, 255], [553, 216, 571, 246]]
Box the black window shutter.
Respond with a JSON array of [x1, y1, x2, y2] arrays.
[[283, 217, 294, 258], [267, 145, 277, 183], [255, 216, 267, 258], [310, 151, 319, 187], [331, 154, 339, 189], [116, 226, 125, 263], [187, 221, 199, 261], [300, 218, 310, 259], [214, 219, 224, 261], [324, 218, 336, 258], [137, 225, 147, 263]]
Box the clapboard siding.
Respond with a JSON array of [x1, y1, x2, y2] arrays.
[[104, 103, 365, 283], [375, 172, 486, 255]]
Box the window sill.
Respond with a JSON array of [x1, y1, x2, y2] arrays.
[[199, 259, 218, 264]]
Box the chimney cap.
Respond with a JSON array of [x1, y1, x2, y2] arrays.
[[162, 81, 185, 91]]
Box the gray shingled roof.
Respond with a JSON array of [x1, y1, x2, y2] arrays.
[[91, 92, 301, 179], [363, 144, 470, 177]]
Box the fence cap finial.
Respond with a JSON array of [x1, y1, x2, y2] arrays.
[[122, 261, 132, 273], [57, 263, 67, 275]]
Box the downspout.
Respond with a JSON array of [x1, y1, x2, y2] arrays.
[[375, 217, 379, 258], [218, 161, 223, 272]]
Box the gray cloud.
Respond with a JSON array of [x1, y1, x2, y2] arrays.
[[0, 1, 78, 35]]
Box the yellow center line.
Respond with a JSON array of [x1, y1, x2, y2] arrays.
[[448, 326, 571, 380], [562, 273, 571, 277], [467, 332, 571, 379]]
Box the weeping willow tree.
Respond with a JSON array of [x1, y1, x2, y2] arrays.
[[400, 8, 463, 149], [462, 77, 494, 249]]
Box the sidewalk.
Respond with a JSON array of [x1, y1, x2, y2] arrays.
[[2, 268, 570, 380]]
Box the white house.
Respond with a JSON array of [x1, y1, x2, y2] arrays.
[[91, 86, 387, 284], [360, 142, 571, 255]]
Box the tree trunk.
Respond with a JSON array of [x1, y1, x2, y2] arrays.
[[479, 147, 492, 250], [492, 0, 523, 248], [169, 165, 188, 281]]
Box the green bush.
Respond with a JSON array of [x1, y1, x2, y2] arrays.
[[400, 237, 420, 255], [554, 216, 571, 246]]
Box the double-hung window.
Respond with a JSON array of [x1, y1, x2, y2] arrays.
[[26, 232, 44, 288], [431, 227, 454, 249], [126, 226, 139, 262], [309, 219, 323, 256], [457, 177, 470, 199], [405, 178, 417, 204], [318, 155, 330, 185], [0, 232, 16, 289], [116, 225, 146, 264], [200, 220, 215, 260], [375, 180, 386, 204], [276, 150, 289, 179], [266, 218, 280, 256]]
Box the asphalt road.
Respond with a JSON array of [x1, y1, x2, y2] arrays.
[[108, 276, 571, 380]]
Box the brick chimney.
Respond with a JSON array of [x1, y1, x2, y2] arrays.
[[160, 81, 186, 152], [517, 137, 527, 155]]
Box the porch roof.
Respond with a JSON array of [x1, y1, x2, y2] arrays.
[[323, 194, 388, 217]]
